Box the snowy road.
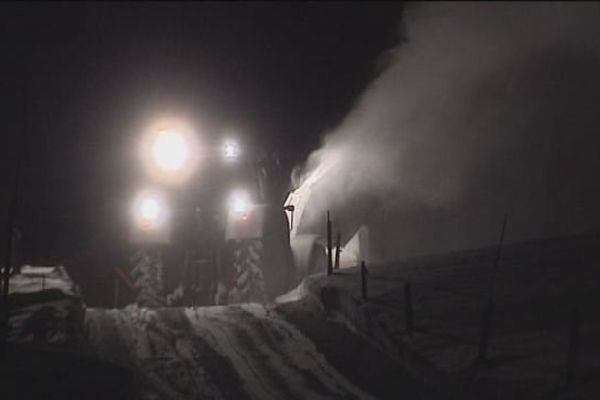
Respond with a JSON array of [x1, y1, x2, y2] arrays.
[[85, 303, 420, 400]]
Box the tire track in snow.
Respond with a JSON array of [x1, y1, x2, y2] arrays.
[[87, 308, 199, 399], [186, 306, 282, 400], [227, 307, 346, 399], [191, 304, 375, 400], [233, 309, 333, 398], [240, 304, 377, 400], [156, 308, 252, 400], [210, 313, 305, 400], [87, 307, 248, 400]]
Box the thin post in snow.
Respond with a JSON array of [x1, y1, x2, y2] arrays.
[[212, 248, 219, 306], [361, 261, 368, 300], [327, 211, 333, 276], [380, 206, 386, 262], [477, 214, 508, 362], [334, 232, 341, 270]]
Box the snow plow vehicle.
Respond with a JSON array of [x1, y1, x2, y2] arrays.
[[126, 125, 324, 306], [130, 121, 376, 307], [127, 123, 370, 307]]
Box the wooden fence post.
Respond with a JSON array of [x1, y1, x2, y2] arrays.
[[361, 261, 368, 300], [327, 211, 333, 276], [334, 232, 341, 270]]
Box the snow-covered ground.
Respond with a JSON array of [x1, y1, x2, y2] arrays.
[[82, 232, 600, 399], [85, 302, 437, 399], [303, 232, 600, 399]]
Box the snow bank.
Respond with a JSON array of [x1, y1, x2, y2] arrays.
[[85, 303, 379, 400], [7, 265, 84, 346], [298, 233, 600, 399]]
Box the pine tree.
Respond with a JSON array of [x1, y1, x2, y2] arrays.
[[130, 248, 165, 308]]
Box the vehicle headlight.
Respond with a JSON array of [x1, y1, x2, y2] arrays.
[[228, 189, 251, 217], [222, 139, 240, 162], [134, 191, 167, 230], [152, 129, 189, 172], [139, 118, 199, 186]]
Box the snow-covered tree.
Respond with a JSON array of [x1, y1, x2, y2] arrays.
[[130, 248, 165, 308]]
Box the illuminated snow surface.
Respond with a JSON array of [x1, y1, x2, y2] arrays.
[[85, 299, 433, 400], [84, 232, 600, 399]]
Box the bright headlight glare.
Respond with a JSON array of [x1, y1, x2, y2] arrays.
[[139, 118, 199, 186], [140, 196, 160, 223], [229, 190, 251, 215], [134, 191, 166, 230], [152, 129, 189, 172], [222, 139, 240, 161]]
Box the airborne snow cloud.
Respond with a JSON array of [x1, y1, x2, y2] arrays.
[[293, 2, 600, 258]]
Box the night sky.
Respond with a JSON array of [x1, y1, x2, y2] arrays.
[[0, 2, 403, 304]]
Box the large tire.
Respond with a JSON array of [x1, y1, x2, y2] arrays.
[[231, 239, 267, 303]]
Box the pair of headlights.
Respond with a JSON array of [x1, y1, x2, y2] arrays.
[[133, 189, 251, 231]]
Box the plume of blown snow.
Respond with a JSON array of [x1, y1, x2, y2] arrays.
[[293, 2, 600, 257]]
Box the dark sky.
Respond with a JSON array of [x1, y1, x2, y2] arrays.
[[0, 2, 402, 303]]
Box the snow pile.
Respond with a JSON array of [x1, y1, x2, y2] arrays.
[[8, 265, 84, 345], [12, 265, 79, 297], [301, 233, 600, 399], [85, 303, 377, 400]]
